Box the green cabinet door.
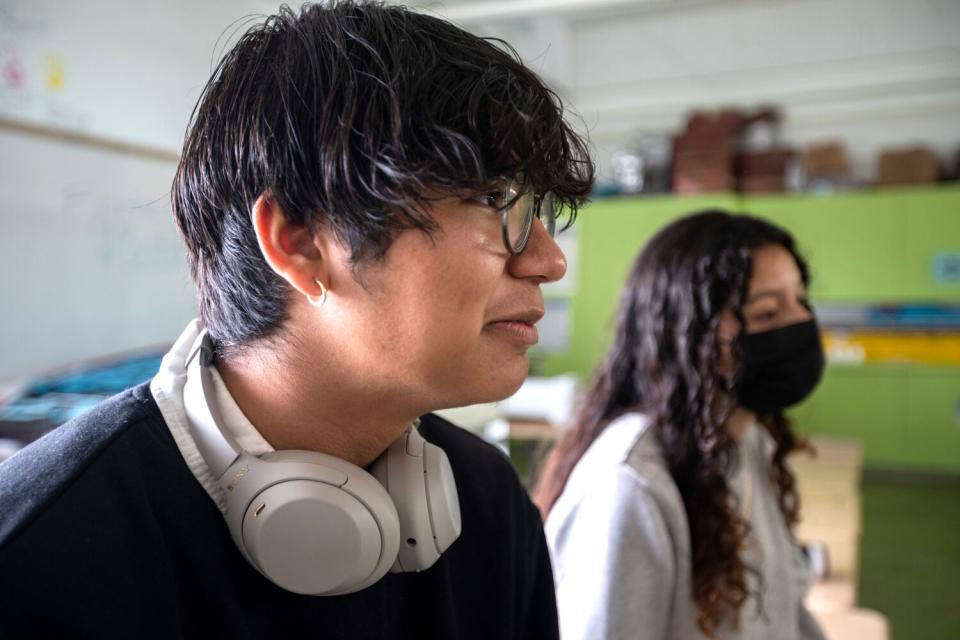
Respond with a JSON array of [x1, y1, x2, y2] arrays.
[[792, 363, 960, 472], [898, 187, 960, 301], [790, 364, 907, 467], [748, 191, 905, 302], [900, 366, 960, 471]]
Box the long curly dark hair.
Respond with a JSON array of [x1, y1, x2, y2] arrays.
[[534, 210, 808, 637]]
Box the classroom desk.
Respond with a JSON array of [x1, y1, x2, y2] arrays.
[[792, 437, 863, 586], [508, 419, 560, 442], [813, 608, 890, 640]]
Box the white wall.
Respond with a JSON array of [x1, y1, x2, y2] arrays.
[[431, 0, 960, 183], [3, 0, 958, 176], [0, 0, 292, 382], [0, 0, 294, 152], [0, 126, 193, 382]]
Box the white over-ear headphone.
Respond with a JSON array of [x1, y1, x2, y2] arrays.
[[182, 332, 461, 595]]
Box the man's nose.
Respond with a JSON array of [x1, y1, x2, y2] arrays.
[[508, 217, 567, 283]]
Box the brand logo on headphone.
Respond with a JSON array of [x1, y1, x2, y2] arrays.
[[227, 464, 250, 492]]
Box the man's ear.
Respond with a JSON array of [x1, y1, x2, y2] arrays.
[[251, 193, 329, 299]]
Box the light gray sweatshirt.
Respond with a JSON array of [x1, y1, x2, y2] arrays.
[[545, 413, 826, 640]]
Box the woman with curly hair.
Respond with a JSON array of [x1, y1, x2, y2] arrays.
[[534, 210, 827, 640]]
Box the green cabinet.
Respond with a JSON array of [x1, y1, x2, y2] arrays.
[[540, 185, 960, 472], [748, 186, 960, 301], [901, 367, 960, 470], [748, 192, 906, 301], [790, 365, 907, 466], [791, 364, 960, 472]]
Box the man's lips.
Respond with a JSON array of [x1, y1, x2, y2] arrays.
[[485, 309, 545, 346], [487, 309, 545, 326]]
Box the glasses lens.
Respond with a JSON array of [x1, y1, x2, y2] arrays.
[[541, 192, 557, 238], [505, 189, 534, 254]]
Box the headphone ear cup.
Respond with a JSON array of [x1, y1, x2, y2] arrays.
[[422, 441, 461, 554], [223, 451, 401, 595], [182, 336, 403, 596], [370, 427, 461, 573]]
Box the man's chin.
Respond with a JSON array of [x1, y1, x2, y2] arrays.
[[436, 363, 529, 412], [487, 356, 530, 401]]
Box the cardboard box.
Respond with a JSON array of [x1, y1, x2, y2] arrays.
[[877, 147, 939, 185], [805, 141, 849, 180], [734, 149, 795, 193]]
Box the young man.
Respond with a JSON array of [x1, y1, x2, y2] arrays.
[[0, 2, 593, 638]]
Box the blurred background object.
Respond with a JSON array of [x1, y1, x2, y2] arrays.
[[611, 132, 673, 195], [413, 0, 960, 193], [0, 347, 166, 460], [877, 147, 941, 187], [671, 109, 743, 193], [804, 141, 852, 193], [734, 107, 797, 194]]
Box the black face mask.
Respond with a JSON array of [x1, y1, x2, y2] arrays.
[[738, 318, 825, 414]]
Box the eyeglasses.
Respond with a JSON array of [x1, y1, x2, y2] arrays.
[[498, 179, 558, 255]]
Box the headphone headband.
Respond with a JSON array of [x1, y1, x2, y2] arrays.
[[183, 332, 243, 479]]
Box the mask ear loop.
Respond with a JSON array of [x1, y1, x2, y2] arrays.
[[307, 278, 328, 307]]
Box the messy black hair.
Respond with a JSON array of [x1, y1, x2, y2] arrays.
[[171, 1, 594, 353]]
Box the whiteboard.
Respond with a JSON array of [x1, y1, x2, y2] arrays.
[[0, 125, 196, 383], [0, 0, 288, 153]]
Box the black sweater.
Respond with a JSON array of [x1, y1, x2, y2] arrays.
[[0, 383, 559, 639]]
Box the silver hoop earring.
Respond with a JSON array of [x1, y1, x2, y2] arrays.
[[307, 278, 328, 308]]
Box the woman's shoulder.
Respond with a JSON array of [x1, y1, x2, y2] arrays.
[[576, 413, 671, 485], [583, 412, 654, 471], [545, 413, 694, 568], [552, 413, 685, 522]]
